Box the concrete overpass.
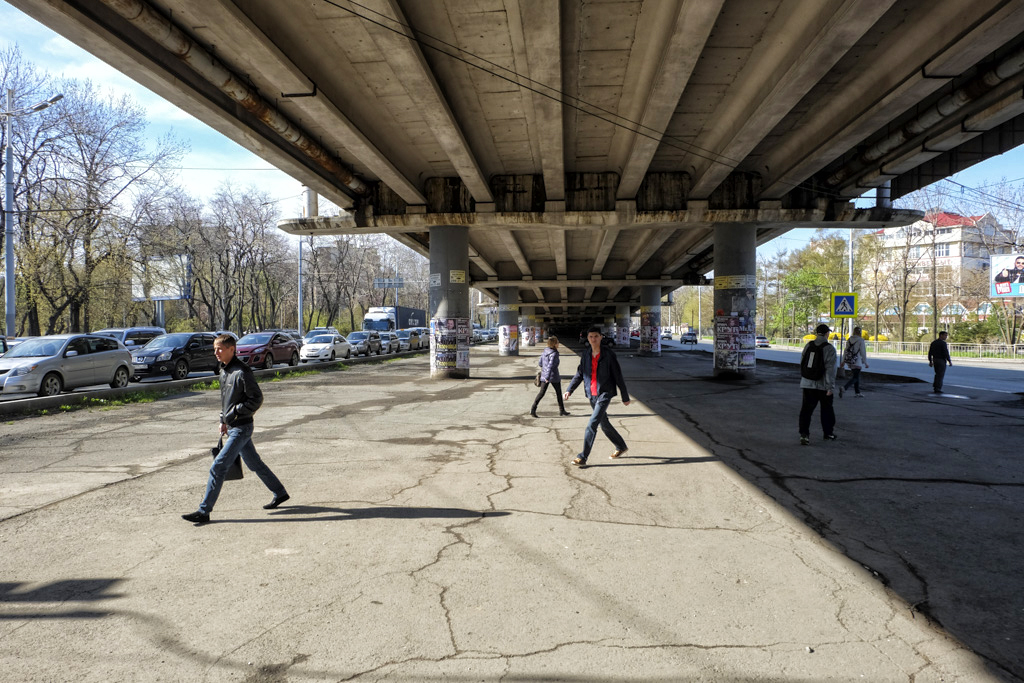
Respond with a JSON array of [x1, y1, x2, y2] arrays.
[[14, 0, 1024, 375]]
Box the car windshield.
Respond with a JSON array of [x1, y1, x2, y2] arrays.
[[92, 329, 122, 337], [348, 332, 367, 340], [144, 334, 191, 348], [6, 338, 64, 358], [309, 335, 333, 344], [396, 331, 410, 338], [238, 333, 272, 345]]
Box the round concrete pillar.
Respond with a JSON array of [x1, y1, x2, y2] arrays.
[[616, 305, 630, 347], [712, 224, 757, 378], [639, 286, 662, 357], [497, 286, 519, 356], [428, 225, 470, 379], [524, 309, 537, 346]]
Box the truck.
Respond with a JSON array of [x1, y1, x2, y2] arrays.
[[362, 306, 426, 332]]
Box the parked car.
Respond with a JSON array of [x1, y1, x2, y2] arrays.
[[92, 326, 166, 349], [395, 329, 421, 351], [346, 330, 382, 356], [302, 327, 341, 346], [680, 332, 698, 345], [379, 331, 400, 353], [755, 335, 770, 348], [661, 329, 673, 340], [131, 332, 219, 380], [235, 332, 300, 369], [0, 333, 133, 397], [300, 334, 351, 362]]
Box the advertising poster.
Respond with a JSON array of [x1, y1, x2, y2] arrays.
[[616, 320, 630, 347], [714, 312, 756, 372], [430, 317, 470, 372], [991, 254, 1024, 296], [499, 324, 519, 354], [640, 308, 661, 354]]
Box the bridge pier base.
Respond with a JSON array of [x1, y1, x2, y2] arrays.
[[616, 305, 630, 346], [498, 287, 519, 356], [639, 286, 661, 357], [712, 224, 757, 378], [429, 225, 470, 379]]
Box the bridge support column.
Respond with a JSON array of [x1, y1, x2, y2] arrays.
[[428, 225, 470, 379], [639, 286, 661, 357], [497, 286, 519, 356], [524, 309, 537, 347], [616, 305, 630, 347], [712, 224, 757, 378]]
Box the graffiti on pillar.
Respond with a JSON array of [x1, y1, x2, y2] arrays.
[[640, 308, 661, 354], [714, 310, 756, 371], [499, 324, 519, 354], [431, 317, 471, 372]]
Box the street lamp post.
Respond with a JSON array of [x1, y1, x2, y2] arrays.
[[3, 89, 63, 336]]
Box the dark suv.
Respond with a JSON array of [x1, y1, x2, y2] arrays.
[[131, 332, 219, 381], [92, 327, 166, 349], [345, 330, 382, 356]]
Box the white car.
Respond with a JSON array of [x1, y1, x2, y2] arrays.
[[299, 334, 351, 362]]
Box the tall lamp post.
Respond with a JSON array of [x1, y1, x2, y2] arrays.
[[3, 89, 63, 336]]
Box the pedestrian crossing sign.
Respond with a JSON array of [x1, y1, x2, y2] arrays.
[[831, 293, 857, 318]]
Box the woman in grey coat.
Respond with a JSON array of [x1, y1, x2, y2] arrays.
[[531, 336, 570, 417]]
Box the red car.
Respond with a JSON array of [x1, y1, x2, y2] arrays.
[[234, 332, 300, 369]]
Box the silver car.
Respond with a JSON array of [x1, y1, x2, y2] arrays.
[[0, 334, 133, 397]]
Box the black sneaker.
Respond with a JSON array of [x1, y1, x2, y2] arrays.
[[263, 493, 290, 510], [182, 511, 210, 524], [800, 436, 810, 446], [824, 434, 837, 441]]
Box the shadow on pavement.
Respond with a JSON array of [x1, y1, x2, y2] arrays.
[[621, 352, 1024, 681], [210, 505, 512, 524]]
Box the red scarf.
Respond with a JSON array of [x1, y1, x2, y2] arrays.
[[590, 350, 600, 395]]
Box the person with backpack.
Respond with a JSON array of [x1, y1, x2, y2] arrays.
[[799, 323, 838, 445], [838, 326, 869, 398]]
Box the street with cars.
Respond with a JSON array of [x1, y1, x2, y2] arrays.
[[0, 323, 436, 402]]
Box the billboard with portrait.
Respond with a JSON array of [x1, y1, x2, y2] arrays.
[[991, 254, 1024, 297]]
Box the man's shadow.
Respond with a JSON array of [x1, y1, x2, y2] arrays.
[[217, 505, 510, 523]]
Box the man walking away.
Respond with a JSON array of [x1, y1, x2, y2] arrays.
[[798, 323, 838, 445], [839, 326, 869, 398], [182, 333, 289, 524], [563, 326, 631, 467], [928, 331, 953, 394]]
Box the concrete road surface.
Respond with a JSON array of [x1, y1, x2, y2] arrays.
[[0, 345, 1021, 681]]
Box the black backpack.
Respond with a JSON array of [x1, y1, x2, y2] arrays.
[[800, 341, 826, 380]]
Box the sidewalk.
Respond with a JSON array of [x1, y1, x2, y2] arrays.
[[0, 345, 1021, 681]]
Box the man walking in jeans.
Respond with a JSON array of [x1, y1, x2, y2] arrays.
[[563, 326, 631, 467], [182, 334, 289, 524], [799, 323, 838, 445]]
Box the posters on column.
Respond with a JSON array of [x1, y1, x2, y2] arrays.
[[430, 317, 471, 372], [714, 311, 756, 371], [640, 308, 661, 354], [499, 324, 519, 353]]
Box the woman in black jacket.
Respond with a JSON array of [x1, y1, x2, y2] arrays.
[[563, 327, 631, 467]]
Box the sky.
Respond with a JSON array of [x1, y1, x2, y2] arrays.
[[2, 2, 1023, 257]]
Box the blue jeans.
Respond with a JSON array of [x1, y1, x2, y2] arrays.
[[199, 423, 286, 514], [842, 367, 862, 393], [579, 394, 627, 461]]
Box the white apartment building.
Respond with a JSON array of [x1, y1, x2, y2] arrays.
[[868, 212, 1012, 328]]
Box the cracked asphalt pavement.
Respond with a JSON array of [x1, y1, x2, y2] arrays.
[[0, 344, 1021, 681]]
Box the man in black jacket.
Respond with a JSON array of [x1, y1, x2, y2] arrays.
[[927, 331, 953, 394], [182, 334, 289, 524], [563, 326, 631, 467]]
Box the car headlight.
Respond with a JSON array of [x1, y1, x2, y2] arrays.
[[156, 351, 172, 361], [253, 347, 266, 356], [10, 364, 39, 376]]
